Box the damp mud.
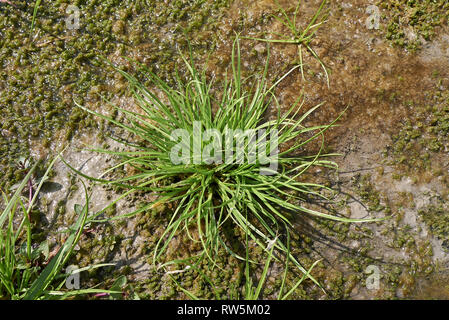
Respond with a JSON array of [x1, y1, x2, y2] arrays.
[[1, 0, 448, 299]]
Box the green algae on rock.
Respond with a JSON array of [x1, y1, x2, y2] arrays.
[[378, 0, 449, 51]]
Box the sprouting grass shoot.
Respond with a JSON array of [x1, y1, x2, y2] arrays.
[[244, 0, 330, 87]]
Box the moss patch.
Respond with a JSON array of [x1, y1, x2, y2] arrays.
[[419, 201, 449, 250], [388, 87, 449, 175], [378, 0, 449, 51]]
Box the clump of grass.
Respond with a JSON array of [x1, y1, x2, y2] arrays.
[[71, 35, 377, 288], [0, 156, 118, 299], [245, 0, 329, 86]]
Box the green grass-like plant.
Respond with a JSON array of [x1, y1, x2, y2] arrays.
[[245, 0, 329, 86], [169, 229, 320, 300], [71, 36, 376, 288], [241, 229, 319, 300], [30, 0, 42, 33], [0, 157, 118, 299]]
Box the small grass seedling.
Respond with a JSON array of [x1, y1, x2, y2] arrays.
[[245, 0, 330, 87]]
